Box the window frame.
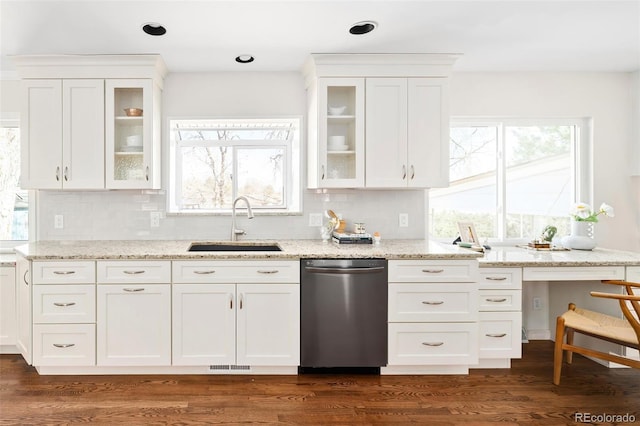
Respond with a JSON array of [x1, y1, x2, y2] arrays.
[[0, 113, 35, 250], [167, 116, 302, 215], [430, 117, 591, 243]]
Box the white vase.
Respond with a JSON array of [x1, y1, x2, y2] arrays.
[[561, 220, 596, 250]]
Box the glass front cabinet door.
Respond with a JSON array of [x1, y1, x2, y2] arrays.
[[105, 79, 160, 189], [316, 78, 365, 188]]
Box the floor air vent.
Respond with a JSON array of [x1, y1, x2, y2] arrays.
[[209, 365, 251, 372]]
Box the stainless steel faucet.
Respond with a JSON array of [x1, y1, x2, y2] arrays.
[[230, 196, 254, 241]]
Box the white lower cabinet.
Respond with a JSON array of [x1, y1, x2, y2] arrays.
[[0, 266, 17, 351], [31, 260, 97, 367], [97, 283, 171, 366], [477, 268, 523, 367], [33, 323, 95, 366], [172, 261, 300, 368], [16, 257, 31, 364], [96, 260, 171, 366], [384, 260, 479, 374]]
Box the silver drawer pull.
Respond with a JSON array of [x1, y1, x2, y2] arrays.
[[485, 276, 507, 281], [486, 333, 507, 338], [53, 302, 76, 307], [422, 301, 444, 305], [124, 288, 145, 292], [53, 271, 76, 275], [422, 342, 444, 347], [53, 343, 75, 348], [422, 269, 444, 274], [257, 270, 279, 274], [123, 270, 146, 275], [193, 270, 216, 275], [485, 298, 507, 303]]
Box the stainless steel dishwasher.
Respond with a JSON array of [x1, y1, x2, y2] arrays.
[[300, 258, 388, 370]]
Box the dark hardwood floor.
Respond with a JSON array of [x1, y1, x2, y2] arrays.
[[1, 341, 638, 425]]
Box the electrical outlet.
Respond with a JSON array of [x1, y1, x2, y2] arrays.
[[399, 213, 409, 227], [533, 297, 542, 310], [150, 212, 161, 228], [54, 215, 64, 229], [309, 213, 323, 227]]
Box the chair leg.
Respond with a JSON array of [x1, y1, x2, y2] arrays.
[[553, 316, 566, 385], [566, 328, 574, 364]]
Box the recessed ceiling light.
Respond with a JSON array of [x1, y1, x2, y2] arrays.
[[142, 23, 167, 36], [235, 55, 255, 64], [349, 21, 377, 35]]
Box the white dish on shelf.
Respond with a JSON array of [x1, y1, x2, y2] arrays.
[[126, 135, 143, 146], [328, 106, 346, 115], [328, 144, 349, 151], [329, 135, 346, 145]]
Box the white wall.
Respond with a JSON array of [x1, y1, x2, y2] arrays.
[[2, 72, 638, 246], [450, 72, 638, 252]]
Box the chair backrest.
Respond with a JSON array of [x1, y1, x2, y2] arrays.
[[593, 280, 640, 345]]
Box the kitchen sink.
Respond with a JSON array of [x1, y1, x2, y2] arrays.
[[188, 242, 282, 252]]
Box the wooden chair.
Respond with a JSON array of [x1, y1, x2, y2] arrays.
[[553, 280, 640, 385]]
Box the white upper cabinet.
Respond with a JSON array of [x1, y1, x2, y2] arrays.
[[15, 55, 166, 191], [105, 79, 161, 189], [303, 53, 458, 189], [365, 77, 449, 188], [308, 78, 365, 188], [21, 79, 105, 189]]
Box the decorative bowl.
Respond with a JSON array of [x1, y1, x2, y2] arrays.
[[328, 106, 346, 116], [123, 108, 143, 117]]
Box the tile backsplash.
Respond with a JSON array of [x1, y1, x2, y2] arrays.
[[37, 189, 426, 241]]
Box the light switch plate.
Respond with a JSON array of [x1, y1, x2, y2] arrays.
[[150, 212, 161, 228], [309, 213, 323, 227], [54, 215, 64, 229], [399, 213, 409, 227]]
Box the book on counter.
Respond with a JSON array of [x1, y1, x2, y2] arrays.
[[332, 231, 373, 244]]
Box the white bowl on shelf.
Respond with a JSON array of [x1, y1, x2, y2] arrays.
[[329, 135, 346, 145], [126, 135, 143, 147], [328, 106, 346, 115], [329, 144, 349, 151]]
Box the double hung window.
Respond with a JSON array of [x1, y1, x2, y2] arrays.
[[429, 119, 589, 242], [0, 116, 28, 243], [169, 118, 301, 214]]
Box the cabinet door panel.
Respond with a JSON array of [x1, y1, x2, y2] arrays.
[[172, 284, 235, 366], [407, 78, 448, 187], [0, 267, 16, 347], [62, 79, 105, 189], [236, 284, 300, 366], [21, 80, 62, 189], [365, 78, 408, 188], [97, 284, 170, 366], [16, 258, 32, 364]]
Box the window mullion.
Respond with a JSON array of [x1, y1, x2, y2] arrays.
[[496, 123, 506, 240]]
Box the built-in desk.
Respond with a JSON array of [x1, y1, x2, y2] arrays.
[[477, 246, 640, 366]]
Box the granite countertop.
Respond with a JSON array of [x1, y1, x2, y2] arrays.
[[0, 253, 16, 267], [13, 239, 482, 261], [13, 240, 640, 267], [479, 245, 640, 267]]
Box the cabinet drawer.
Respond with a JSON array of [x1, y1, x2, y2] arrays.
[[627, 266, 640, 282], [172, 261, 300, 283], [388, 322, 478, 365], [97, 261, 171, 284], [389, 283, 477, 322], [32, 261, 95, 284], [33, 323, 96, 366], [478, 290, 522, 312], [33, 284, 96, 324], [479, 312, 522, 359], [478, 268, 522, 290], [389, 260, 477, 283]]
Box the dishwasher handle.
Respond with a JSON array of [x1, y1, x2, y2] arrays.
[[304, 266, 386, 274]]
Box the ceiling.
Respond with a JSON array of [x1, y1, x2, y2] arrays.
[[1, 0, 639, 77]]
